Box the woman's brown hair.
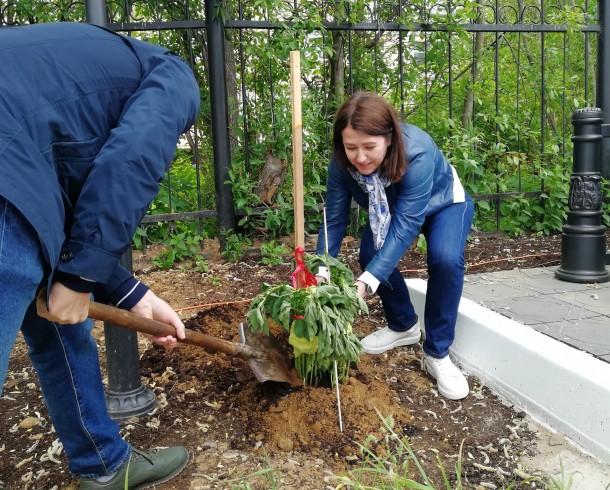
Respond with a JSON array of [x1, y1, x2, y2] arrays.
[[332, 91, 407, 182]]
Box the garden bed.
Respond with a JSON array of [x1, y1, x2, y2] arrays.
[[1, 231, 583, 489]]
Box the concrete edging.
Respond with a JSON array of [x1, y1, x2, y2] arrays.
[[406, 278, 610, 465]]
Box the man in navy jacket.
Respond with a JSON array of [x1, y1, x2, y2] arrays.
[[0, 22, 200, 488]]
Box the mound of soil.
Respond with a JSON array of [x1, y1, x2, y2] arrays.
[[0, 231, 583, 489]]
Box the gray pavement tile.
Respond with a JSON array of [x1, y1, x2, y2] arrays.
[[514, 274, 595, 294], [461, 266, 610, 363], [466, 268, 594, 295], [541, 318, 610, 355], [545, 335, 609, 356], [464, 269, 529, 284], [553, 290, 610, 316], [461, 281, 525, 301], [492, 296, 599, 324]]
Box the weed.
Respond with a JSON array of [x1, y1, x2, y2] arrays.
[[260, 240, 290, 266], [220, 229, 252, 263], [151, 232, 204, 269]]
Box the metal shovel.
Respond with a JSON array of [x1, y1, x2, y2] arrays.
[[88, 301, 300, 385]]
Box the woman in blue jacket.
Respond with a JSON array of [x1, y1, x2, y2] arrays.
[[0, 22, 200, 488], [316, 92, 474, 400]]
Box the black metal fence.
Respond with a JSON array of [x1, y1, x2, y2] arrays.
[[2, 0, 607, 243]]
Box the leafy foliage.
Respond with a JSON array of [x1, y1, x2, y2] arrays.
[[246, 252, 367, 385], [260, 240, 290, 266], [151, 232, 205, 270], [8, 1, 606, 243], [220, 228, 253, 263]]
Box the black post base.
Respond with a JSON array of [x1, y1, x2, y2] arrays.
[[555, 230, 610, 283], [105, 384, 157, 421], [555, 267, 610, 283]]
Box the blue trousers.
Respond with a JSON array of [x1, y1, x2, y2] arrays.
[[0, 197, 129, 478], [359, 195, 474, 358]]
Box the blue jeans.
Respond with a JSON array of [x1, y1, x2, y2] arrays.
[[359, 195, 474, 358], [0, 196, 129, 478]]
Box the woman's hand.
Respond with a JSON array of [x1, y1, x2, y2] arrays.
[[355, 280, 368, 298], [129, 290, 186, 349], [36, 282, 90, 324]]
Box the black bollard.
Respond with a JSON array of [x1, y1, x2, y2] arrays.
[[556, 108, 610, 283], [103, 250, 157, 420]]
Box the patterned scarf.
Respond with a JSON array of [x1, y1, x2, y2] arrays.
[[349, 168, 391, 250]]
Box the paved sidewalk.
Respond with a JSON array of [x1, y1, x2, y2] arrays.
[[441, 265, 610, 485], [461, 266, 610, 363], [406, 265, 610, 484]]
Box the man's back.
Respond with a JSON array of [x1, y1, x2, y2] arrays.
[[0, 22, 200, 285]]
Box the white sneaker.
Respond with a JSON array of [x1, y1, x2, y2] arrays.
[[361, 322, 421, 354], [424, 355, 469, 400]]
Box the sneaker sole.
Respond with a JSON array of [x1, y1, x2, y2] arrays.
[[362, 330, 421, 355], [133, 450, 189, 490], [424, 361, 469, 400]]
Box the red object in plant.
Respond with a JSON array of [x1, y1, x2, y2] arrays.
[[291, 246, 317, 289]]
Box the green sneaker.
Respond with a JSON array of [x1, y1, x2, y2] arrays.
[[79, 446, 188, 490]]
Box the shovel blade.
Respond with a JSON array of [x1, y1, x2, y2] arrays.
[[238, 323, 300, 386]]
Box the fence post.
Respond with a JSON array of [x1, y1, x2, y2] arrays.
[[85, 0, 157, 419], [555, 108, 609, 283], [85, 0, 106, 25], [206, 0, 235, 246]]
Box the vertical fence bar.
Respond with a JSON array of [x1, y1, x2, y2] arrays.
[[206, 0, 235, 244], [85, 0, 106, 24]]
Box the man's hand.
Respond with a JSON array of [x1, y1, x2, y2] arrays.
[[130, 290, 186, 349], [36, 282, 90, 324]]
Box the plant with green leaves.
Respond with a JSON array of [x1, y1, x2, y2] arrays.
[[220, 229, 253, 263], [260, 240, 290, 266], [151, 232, 205, 270], [246, 252, 367, 386]]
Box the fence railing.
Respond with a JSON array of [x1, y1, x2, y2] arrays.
[[1, 0, 606, 246]]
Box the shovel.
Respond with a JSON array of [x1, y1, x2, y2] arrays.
[[88, 301, 299, 385]]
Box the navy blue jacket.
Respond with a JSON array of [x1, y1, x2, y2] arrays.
[[316, 123, 466, 287], [0, 23, 200, 307]]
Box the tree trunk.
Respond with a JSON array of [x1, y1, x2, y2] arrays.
[[461, 0, 485, 129], [224, 29, 240, 154], [326, 1, 348, 115], [516, 0, 558, 135], [255, 151, 287, 204]]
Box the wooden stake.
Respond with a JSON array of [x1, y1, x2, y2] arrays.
[[290, 51, 305, 250]]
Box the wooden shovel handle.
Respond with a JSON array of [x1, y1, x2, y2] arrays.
[[88, 301, 257, 360]]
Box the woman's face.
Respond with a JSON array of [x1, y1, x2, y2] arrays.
[[341, 125, 391, 175]]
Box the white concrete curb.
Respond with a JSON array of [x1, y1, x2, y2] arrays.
[[406, 278, 610, 466]]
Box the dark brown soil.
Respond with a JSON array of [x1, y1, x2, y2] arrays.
[[0, 230, 594, 489]]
